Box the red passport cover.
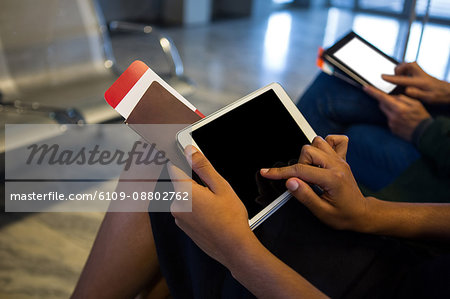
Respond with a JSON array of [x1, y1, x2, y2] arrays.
[[105, 61, 203, 168]]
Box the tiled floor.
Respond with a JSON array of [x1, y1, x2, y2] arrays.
[[0, 212, 103, 299], [1, 6, 449, 299], [112, 8, 331, 115]]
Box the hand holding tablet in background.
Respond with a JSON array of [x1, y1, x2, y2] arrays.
[[363, 62, 449, 142], [321, 32, 449, 143], [322, 31, 403, 94], [322, 31, 449, 104], [364, 85, 431, 142]]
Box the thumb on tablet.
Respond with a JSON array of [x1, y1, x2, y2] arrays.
[[167, 162, 192, 182], [167, 163, 194, 214], [185, 145, 229, 194]]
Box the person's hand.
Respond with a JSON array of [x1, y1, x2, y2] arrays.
[[168, 146, 256, 267], [260, 136, 370, 232], [382, 62, 450, 105], [364, 85, 431, 141], [170, 148, 328, 298]]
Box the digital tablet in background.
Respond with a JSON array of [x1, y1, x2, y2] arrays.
[[322, 31, 404, 94], [177, 83, 316, 230]]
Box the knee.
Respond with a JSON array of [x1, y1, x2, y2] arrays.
[[297, 72, 351, 112]]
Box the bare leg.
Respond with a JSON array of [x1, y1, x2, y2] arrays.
[[71, 212, 169, 299]]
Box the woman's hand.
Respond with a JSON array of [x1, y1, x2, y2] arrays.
[[382, 62, 450, 105], [261, 136, 370, 232], [168, 146, 256, 268]]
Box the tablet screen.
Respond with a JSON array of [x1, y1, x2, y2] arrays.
[[191, 90, 309, 218], [333, 37, 396, 93]]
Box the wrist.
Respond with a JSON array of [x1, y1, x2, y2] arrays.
[[354, 196, 383, 234], [223, 231, 267, 277]]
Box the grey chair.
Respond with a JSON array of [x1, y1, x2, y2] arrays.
[[0, 0, 193, 152]]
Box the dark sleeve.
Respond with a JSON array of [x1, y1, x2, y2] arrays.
[[416, 117, 450, 176]]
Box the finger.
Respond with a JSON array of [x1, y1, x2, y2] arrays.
[[394, 62, 423, 76], [311, 136, 337, 156], [394, 62, 410, 75], [285, 177, 332, 216], [364, 86, 398, 109], [170, 196, 192, 214], [410, 61, 426, 75], [325, 135, 349, 160], [168, 164, 196, 212], [378, 102, 396, 120], [185, 145, 228, 194], [405, 86, 432, 102], [364, 85, 388, 102], [168, 163, 195, 183], [395, 94, 419, 105], [380, 75, 425, 88], [297, 144, 335, 168], [260, 163, 332, 187], [172, 180, 216, 217]]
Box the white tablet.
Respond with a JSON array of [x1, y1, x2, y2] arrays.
[[177, 83, 316, 230]]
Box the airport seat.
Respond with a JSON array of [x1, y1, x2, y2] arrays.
[[0, 0, 194, 153]]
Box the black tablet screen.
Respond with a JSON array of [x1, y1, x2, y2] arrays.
[[192, 90, 310, 218]]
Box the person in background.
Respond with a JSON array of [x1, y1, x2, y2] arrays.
[[297, 62, 450, 203]]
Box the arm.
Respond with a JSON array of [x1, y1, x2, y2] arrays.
[[225, 232, 326, 299], [168, 147, 327, 299], [261, 136, 450, 241], [362, 197, 450, 240]]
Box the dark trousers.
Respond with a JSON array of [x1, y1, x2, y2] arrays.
[[150, 172, 449, 299]]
